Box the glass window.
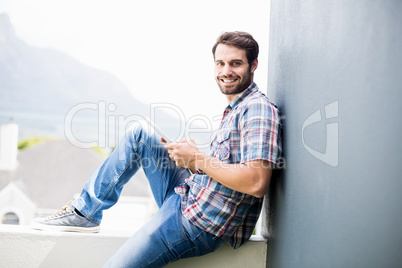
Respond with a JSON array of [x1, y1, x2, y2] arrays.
[[1, 212, 20, 225]]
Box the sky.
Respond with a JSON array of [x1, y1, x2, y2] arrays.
[[0, 0, 270, 128]]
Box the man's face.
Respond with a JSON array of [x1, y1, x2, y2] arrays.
[[214, 44, 258, 101]]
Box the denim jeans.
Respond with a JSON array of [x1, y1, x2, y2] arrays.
[[72, 123, 224, 267]]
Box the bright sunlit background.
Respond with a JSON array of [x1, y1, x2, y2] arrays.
[[0, 0, 271, 236], [0, 0, 270, 123]]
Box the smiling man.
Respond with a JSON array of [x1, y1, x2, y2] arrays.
[[31, 32, 282, 267]]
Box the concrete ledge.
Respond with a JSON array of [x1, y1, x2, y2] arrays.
[[0, 225, 127, 268], [0, 225, 267, 268], [167, 235, 267, 268]]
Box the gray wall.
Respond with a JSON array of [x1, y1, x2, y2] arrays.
[[264, 0, 402, 267]]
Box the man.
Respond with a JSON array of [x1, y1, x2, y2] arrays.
[[32, 31, 282, 267]]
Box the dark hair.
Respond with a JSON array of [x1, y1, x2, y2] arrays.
[[212, 31, 259, 64]]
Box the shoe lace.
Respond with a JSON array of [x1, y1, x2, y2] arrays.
[[47, 199, 74, 219]]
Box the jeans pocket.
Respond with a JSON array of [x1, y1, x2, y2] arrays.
[[180, 212, 201, 241], [180, 213, 223, 257]]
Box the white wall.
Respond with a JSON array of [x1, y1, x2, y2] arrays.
[[0, 123, 18, 171]]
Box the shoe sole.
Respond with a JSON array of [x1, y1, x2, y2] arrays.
[[31, 220, 100, 233]]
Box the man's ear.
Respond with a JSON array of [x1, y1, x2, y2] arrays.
[[251, 59, 258, 73]]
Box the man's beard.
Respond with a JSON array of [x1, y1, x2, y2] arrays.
[[217, 70, 253, 96]]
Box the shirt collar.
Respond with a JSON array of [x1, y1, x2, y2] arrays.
[[228, 82, 258, 109]]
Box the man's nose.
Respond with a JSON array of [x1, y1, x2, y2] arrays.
[[222, 65, 234, 76]]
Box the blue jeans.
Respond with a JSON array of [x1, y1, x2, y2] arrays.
[[72, 123, 224, 267]]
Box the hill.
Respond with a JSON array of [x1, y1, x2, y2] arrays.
[[0, 13, 158, 142]]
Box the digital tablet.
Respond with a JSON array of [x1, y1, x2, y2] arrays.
[[145, 117, 172, 142]]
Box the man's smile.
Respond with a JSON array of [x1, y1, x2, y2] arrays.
[[219, 76, 239, 84], [222, 79, 237, 83]]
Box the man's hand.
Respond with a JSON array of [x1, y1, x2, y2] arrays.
[[163, 138, 273, 198], [164, 139, 201, 171]]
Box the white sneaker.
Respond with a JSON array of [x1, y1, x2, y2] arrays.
[[31, 200, 100, 233]]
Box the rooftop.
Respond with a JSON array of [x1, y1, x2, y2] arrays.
[[1, 139, 151, 209]]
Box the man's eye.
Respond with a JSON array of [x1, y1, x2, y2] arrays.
[[232, 62, 241, 66], [216, 62, 224, 66]]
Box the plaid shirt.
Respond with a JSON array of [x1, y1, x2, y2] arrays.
[[175, 83, 282, 249]]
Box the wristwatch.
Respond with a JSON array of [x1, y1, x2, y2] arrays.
[[196, 168, 205, 175]]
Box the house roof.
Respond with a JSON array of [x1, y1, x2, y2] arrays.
[[8, 140, 151, 209], [0, 170, 14, 190]]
